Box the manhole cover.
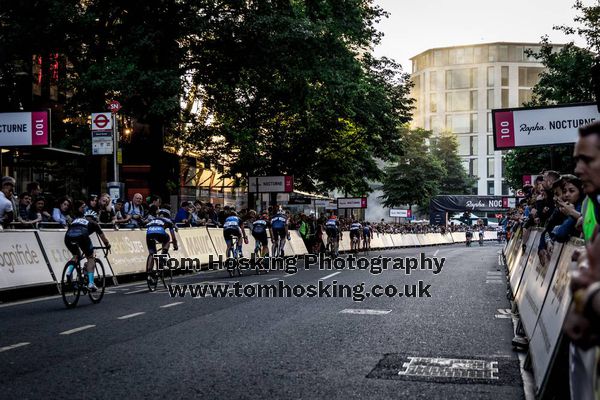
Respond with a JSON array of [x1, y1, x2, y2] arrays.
[[367, 353, 521, 386]]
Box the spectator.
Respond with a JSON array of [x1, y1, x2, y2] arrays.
[[124, 193, 145, 228], [26, 182, 42, 198], [146, 195, 162, 221], [27, 197, 51, 224], [207, 203, 218, 226], [0, 176, 15, 229], [73, 200, 86, 218], [218, 204, 228, 226], [114, 199, 132, 226], [175, 201, 191, 226], [551, 175, 584, 242], [52, 197, 72, 227], [98, 193, 116, 224], [17, 192, 33, 224], [84, 194, 99, 213]]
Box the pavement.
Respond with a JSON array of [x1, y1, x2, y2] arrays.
[[0, 242, 524, 399]]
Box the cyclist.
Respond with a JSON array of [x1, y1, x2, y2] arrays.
[[496, 225, 504, 243], [270, 207, 289, 257], [362, 222, 373, 251], [465, 226, 473, 246], [64, 210, 111, 291], [478, 224, 485, 245], [349, 219, 362, 252], [251, 211, 270, 257], [223, 210, 248, 258], [324, 214, 342, 256], [146, 208, 178, 279]]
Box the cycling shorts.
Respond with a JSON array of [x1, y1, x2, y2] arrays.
[[350, 230, 361, 240], [272, 228, 286, 241], [146, 232, 170, 254], [252, 231, 268, 246], [64, 234, 93, 258], [223, 228, 241, 242], [326, 227, 339, 239]]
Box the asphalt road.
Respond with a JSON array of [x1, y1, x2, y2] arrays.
[[0, 242, 523, 400]]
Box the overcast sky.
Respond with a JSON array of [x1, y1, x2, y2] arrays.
[[372, 0, 590, 73]]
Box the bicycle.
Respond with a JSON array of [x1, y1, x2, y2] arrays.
[[271, 235, 288, 258], [146, 251, 173, 292], [61, 246, 110, 309], [253, 239, 269, 275], [363, 235, 371, 255], [351, 234, 360, 254], [326, 235, 339, 258], [226, 235, 243, 277]]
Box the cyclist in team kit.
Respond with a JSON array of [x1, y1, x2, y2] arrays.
[[146, 208, 178, 279], [64, 210, 111, 291], [223, 210, 248, 258], [349, 219, 362, 252], [362, 222, 373, 251], [270, 208, 289, 257], [324, 214, 342, 257], [251, 211, 271, 257]]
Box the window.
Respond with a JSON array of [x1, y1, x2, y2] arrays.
[[487, 89, 494, 109], [457, 136, 478, 156], [470, 159, 478, 177], [501, 158, 506, 177], [498, 45, 508, 61], [502, 181, 509, 195], [471, 136, 478, 155], [446, 114, 477, 133], [445, 68, 477, 89], [519, 89, 532, 106], [474, 46, 487, 63], [489, 45, 497, 62], [445, 91, 477, 111], [430, 94, 437, 113], [487, 113, 493, 132], [501, 66, 509, 86], [429, 115, 442, 132], [487, 135, 494, 154], [514, 46, 524, 62], [429, 71, 437, 90], [487, 181, 495, 195], [518, 67, 544, 87], [487, 158, 495, 178], [501, 89, 509, 108], [487, 67, 494, 87], [434, 50, 447, 66]]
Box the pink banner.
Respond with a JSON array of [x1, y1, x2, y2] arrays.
[[494, 111, 515, 149], [31, 111, 49, 146], [284, 176, 294, 193]]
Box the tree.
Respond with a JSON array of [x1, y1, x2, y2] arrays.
[[380, 128, 445, 209], [503, 2, 599, 190], [431, 132, 476, 195]]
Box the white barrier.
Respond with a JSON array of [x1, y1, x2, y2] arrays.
[[289, 231, 308, 256], [178, 227, 219, 266], [371, 233, 384, 249], [0, 231, 54, 290], [103, 230, 148, 275], [510, 230, 541, 298]]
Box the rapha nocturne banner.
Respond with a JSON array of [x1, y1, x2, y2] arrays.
[[430, 196, 515, 212]]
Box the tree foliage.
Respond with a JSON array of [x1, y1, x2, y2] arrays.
[[0, 1, 414, 195], [431, 132, 476, 195], [380, 128, 445, 209], [503, 1, 599, 190]]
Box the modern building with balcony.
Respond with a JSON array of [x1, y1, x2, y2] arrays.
[[410, 42, 554, 195]]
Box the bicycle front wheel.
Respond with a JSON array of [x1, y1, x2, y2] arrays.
[[88, 259, 106, 303], [61, 261, 82, 309], [147, 254, 159, 292], [160, 253, 173, 289]]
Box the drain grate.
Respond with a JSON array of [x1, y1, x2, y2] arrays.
[[398, 357, 498, 380], [367, 353, 521, 386]]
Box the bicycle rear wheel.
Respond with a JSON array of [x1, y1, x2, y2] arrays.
[[61, 261, 82, 309], [88, 259, 106, 303], [160, 253, 173, 288], [147, 254, 159, 292]]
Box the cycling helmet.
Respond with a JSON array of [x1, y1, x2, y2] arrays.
[[230, 210, 238, 216], [158, 208, 171, 218], [83, 210, 98, 220]]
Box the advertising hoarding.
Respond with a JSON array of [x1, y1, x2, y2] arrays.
[[0, 111, 49, 146]]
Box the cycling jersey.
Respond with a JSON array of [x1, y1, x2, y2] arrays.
[[252, 219, 269, 234], [146, 217, 174, 236], [223, 216, 242, 230], [325, 219, 339, 230], [66, 218, 103, 238], [271, 214, 287, 230], [350, 223, 362, 231]]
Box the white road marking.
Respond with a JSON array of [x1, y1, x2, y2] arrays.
[[124, 289, 148, 295], [117, 312, 146, 320], [486, 280, 504, 284], [0, 342, 30, 352], [0, 295, 62, 308], [433, 250, 439, 257], [340, 309, 391, 315], [266, 278, 279, 281], [59, 325, 95, 335], [321, 272, 341, 280], [160, 302, 183, 308]]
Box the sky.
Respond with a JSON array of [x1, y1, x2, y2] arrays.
[[372, 0, 591, 73]]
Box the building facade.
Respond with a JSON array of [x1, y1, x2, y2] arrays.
[[410, 42, 550, 195]]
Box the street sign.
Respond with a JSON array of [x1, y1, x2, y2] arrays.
[[390, 209, 411, 218], [108, 100, 121, 114], [91, 112, 112, 130], [248, 176, 294, 193], [0, 111, 50, 146], [92, 131, 113, 155], [337, 197, 367, 209], [493, 103, 600, 150]]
